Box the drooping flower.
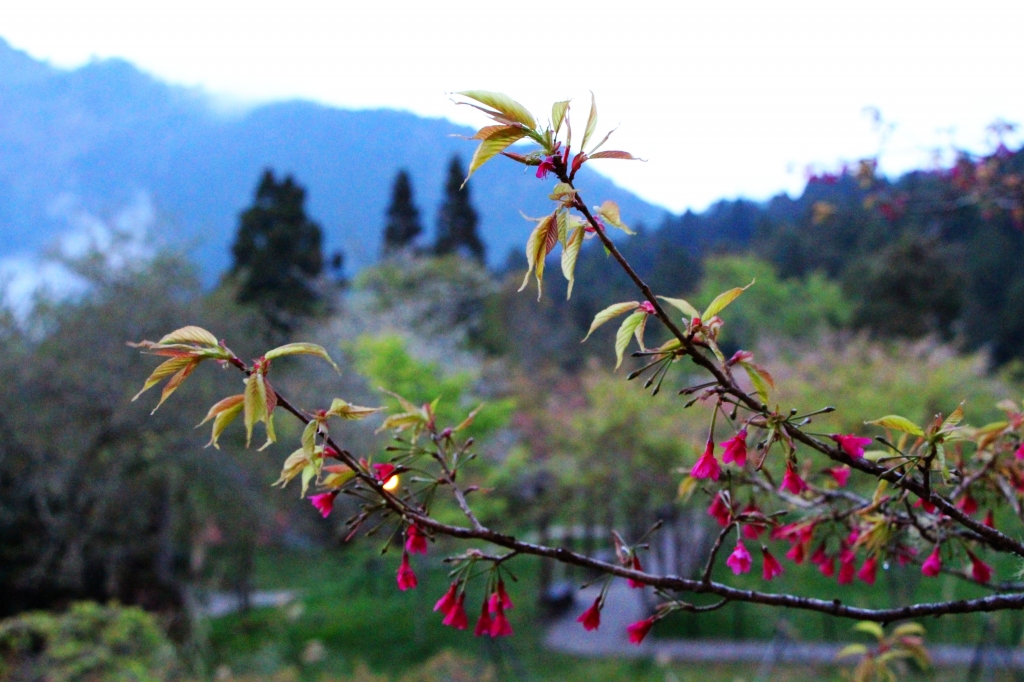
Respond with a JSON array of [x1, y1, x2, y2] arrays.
[[396, 552, 417, 591], [914, 498, 937, 514], [627, 617, 656, 645], [786, 542, 806, 565], [708, 493, 731, 527], [442, 593, 468, 629], [310, 491, 339, 519], [1016, 442, 1024, 460], [721, 430, 748, 468], [576, 597, 602, 631], [536, 156, 556, 179], [495, 579, 513, 610], [434, 582, 459, 615], [490, 600, 513, 637], [957, 493, 978, 515], [921, 546, 942, 577], [819, 555, 836, 577], [857, 556, 878, 585], [828, 466, 851, 487], [406, 524, 428, 555], [373, 462, 397, 484], [474, 600, 493, 637], [983, 510, 995, 529], [895, 546, 918, 566], [726, 542, 752, 575], [810, 543, 829, 566], [831, 434, 873, 458], [691, 440, 720, 481], [781, 461, 807, 495], [627, 555, 645, 589], [762, 548, 784, 581], [837, 549, 856, 585], [968, 552, 992, 583]]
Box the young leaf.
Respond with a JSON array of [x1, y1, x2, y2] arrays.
[[152, 358, 200, 414], [588, 150, 643, 161], [265, 342, 340, 373], [595, 200, 634, 234], [835, 644, 870, 660], [561, 225, 585, 299], [702, 280, 755, 320], [244, 374, 270, 448], [326, 398, 384, 420], [457, 90, 536, 129], [518, 213, 558, 300], [614, 310, 647, 369], [157, 325, 220, 348], [132, 356, 193, 402], [322, 466, 356, 489], [853, 621, 886, 640], [740, 361, 773, 404], [866, 415, 924, 437], [453, 404, 484, 433], [657, 295, 700, 320], [464, 126, 530, 186], [198, 394, 245, 449], [582, 301, 640, 342], [301, 419, 319, 459], [300, 462, 317, 498], [274, 448, 311, 487], [551, 99, 570, 134], [581, 91, 598, 151]]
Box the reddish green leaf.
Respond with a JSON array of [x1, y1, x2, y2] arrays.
[[581, 91, 598, 151], [588, 150, 644, 161], [702, 279, 755, 320], [457, 90, 536, 129], [614, 310, 646, 369], [464, 126, 530, 186], [582, 301, 640, 342]]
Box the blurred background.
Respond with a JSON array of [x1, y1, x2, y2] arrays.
[[1, 2, 1023, 680]]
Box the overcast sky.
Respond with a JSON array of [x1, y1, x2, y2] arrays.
[[4, 0, 1022, 213]]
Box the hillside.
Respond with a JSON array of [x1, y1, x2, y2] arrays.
[[0, 38, 668, 276]]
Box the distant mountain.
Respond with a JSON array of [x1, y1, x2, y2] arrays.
[[0, 38, 669, 277]]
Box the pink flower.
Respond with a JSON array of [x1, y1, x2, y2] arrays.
[[708, 493, 731, 527], [442, 593, 468, 629], [819, 556, 836, 577], [434, 583, 459, 615], [310, 491, 338, 519], [781, 461, 807, 495], [957, 493, 978, 515], [495, 579, 513, 610], [721, 430, 748, 467], [490, 601, 513, 637], [576, 597, 602, 631], [837, 552, 856, 585], [857, 556, 878, 585], [726, 542, 752, 575], [983, 510, 995, 529], [627, 617, 656, 645], [831, 434, 873, 458], [536, 156, 556, 179], [786, 543, 806, 565], [810, 543, 829, 566], [474, 601, 493, 637], [914, 498, 937, 514], [691, 440, 720, 480], [638, 301, 656, 315], [627, 555, 645, 589], [405, 524, 428, 555], [1016, 442, 1024, 460], [921, 546, 942, 577], [968, 552, 992, 583], [762, 548, 784, 581], [373, 462, 397, 484], [828, 466, 851, 487], [396, 552, 417, 591], [741, 503, 767, 539]]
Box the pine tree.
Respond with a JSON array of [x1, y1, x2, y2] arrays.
[[230, 169, 325, 329], [382, 169, 423, 257], [434, 155, 485, 264]]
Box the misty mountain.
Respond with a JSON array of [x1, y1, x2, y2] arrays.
[[0, 38, 669, 277]]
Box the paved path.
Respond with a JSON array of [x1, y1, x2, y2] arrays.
[[545, 583, 1024, 669]]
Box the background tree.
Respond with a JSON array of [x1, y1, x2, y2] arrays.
[[230, 169, 325, 330], [434, 155, 485, 264], [381, 169, 423, 257]]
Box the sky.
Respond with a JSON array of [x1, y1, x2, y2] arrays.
[[3, 0, 1023, 214]]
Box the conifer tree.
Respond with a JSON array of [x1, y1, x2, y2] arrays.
[[382, 169, 423, 257], [434, 156, 485, 264], [230, 169, 325, 329]]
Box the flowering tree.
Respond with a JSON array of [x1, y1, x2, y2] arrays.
[[131, 92, 1024, 651]]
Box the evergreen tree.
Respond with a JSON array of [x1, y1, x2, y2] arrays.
[[434, 155, 485, 264], [230, 169, 325, 329], [382, 169, 423, 257]]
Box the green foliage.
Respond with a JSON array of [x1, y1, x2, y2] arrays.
[[693, 255, 852, 349], [434, 156, 485, 264], [382, 170, 423, 257], [350, 334, 513, 439], [0, 602, 178, 682], [230, 169, 326, 329]]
